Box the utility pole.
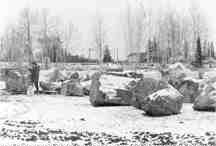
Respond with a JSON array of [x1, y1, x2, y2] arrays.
[[0, 38, 3, 51], [116, 48, 119, 63], [112, 48, 115, 63], [88, 48, 94, 60]]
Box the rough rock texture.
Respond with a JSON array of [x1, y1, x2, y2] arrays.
[[2, 68, 31, 94], [131, 78, 169, 109], [178, 79, 200, 103], [168, 73, 186, 89], [48, 68, 67, 82], [40, 68, 67, 83], [142, 86, 183, 116], [39, 81, 62, 93], [162, 63, 199, 89], [61, 81, 84, 96], [89, 73, 136, 106], [193, 84, 216, 111], [116, 89, 133, 105]]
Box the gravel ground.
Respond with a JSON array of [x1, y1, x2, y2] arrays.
[[0, 95, 215, 145], [1, 120, 216, 145]]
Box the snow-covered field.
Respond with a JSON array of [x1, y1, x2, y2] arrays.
[[0, 94, 215, 145], [1, 62, 216, 145]]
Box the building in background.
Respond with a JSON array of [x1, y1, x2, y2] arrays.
[[127, 52, 147, 63]]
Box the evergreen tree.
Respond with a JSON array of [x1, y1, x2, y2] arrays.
[[195, 36, 202, 67], [147, 39, 153, 63], [184, 40, 189, 60], [211, 42, 215, 58], [153, 37, 157, 62], [51, 35, 62, 62], [207, 42, 211, 57], [103, 45, 112, 63], [203, 40, 207, 57], [167, 47, 172, 63]]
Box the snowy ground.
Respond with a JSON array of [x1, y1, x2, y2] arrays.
[[0, 95, 215, 138]]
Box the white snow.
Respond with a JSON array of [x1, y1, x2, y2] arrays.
[[168, 62, 199, 79], [0, 95, 215, 138], [99, 75, 136, 90], [0, 81, 6, 89], [0, 100, 30, 119], [203, 69, 216, 81], [148, 86, 180, 101], [39, 68, 57, 82], [123, 70, 162, 80]]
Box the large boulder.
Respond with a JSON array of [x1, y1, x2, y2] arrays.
[[2, 68, 31, 94], [116, 89, 133, 104], [162, 63, 199, 89], [167, 72, 186, 89], [105, 63, 123, 72], [40, 68, 67, 82], [89, 72, 136, 106], [61, 80, 84, 96], [178, 78, 200, 103], [131, 78, 169, 109], [39, 81, 62, 93], [193, 84, 216, 111], [142, 86, 183, 116]]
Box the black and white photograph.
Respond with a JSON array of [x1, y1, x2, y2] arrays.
[[0, 0, 216, 145]]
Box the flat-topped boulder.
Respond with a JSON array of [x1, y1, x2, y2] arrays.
[[89, 72, 136, 106]]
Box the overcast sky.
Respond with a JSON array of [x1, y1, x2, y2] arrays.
[[0, 0, 216, 59]]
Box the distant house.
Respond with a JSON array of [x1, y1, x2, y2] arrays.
[[127, 52, 147, 63]]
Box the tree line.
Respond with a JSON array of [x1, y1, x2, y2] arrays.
[[123, 0, 213, 65], [0, 0, 214, 66]]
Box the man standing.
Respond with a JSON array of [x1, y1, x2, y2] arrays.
[[29, 61, 40, 94]]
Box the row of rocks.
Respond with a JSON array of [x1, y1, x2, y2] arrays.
[[89, 72, 184, 116], [39, 69, 91, 96], [1, 120, 216, 145], [90, 70, 216, 116], [37, 63, 216, 114], [163, 63, 216, 111], [1, 67, 92, 96]]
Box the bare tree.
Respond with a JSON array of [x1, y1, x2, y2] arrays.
[[189, 0, 209, 60], [134, 1, 146, 53], [93, 12, 106, 63], [124, 0, 134, 56], [184, 40, 189, 60], [40, 8, 50, 61], [20, 7, 33, 62], [124, 0, 147, 55]]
